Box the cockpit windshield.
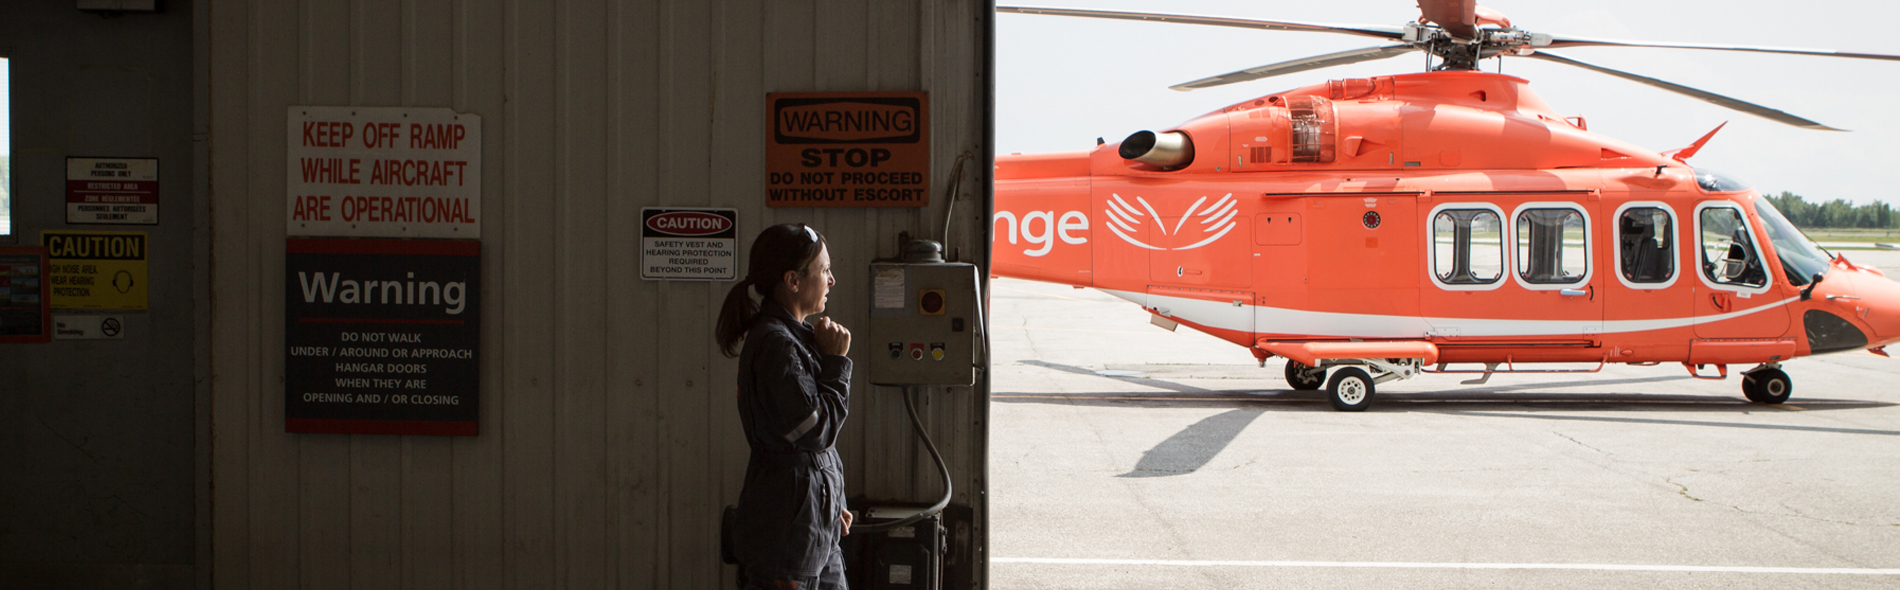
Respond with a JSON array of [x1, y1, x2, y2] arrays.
[[1754, 197, 1832, 286]]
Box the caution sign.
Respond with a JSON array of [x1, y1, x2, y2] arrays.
[[766, 91, 929, 208], [67, 158, 159, 225], [287, 106, 482, 238], [285, 238, 481, 436], [641, 208, 738, 281], [0, 247, 52, 343], [42, 231, 148, 310]]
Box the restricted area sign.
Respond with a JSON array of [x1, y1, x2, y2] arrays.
[[766, 91, 929, 208], [67, 158, 159, 225], [285, 238, 480, 436], [42, 231, 148, 310], [641, 208, 737, 280], [287, 106, 482, 238]]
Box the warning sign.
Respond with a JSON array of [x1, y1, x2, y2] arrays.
[[41, 231, 148, 310], [0, 247, 52, 343], [286, 106, 482, 238], [766, 92, 929, 208], [67, 158, 159, 225], [641, 208, 738, 281], [285, 238, 481, 436]]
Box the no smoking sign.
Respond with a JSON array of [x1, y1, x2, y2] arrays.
[[54, 314, 126, 340]]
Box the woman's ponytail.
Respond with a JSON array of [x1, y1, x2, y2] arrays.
[[716, 277, 759, 358]]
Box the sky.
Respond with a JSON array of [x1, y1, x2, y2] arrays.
[[996, 0, 1900, 206]]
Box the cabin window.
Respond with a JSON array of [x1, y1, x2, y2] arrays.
[[1432, 209, 1503, 285], [1618, 207, 1674, 283], [1515, 208, 1586, 284], [1755, 198, 1830, 287], [1699, 207, 1767, 288]]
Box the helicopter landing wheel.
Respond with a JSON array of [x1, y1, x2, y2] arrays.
[[1285, 360, 1326, 391], [1326, 367, 1375, 412], [1743, 368, 1792, 404]]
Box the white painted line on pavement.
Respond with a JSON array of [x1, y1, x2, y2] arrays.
[[993, 557, 1900, 575]]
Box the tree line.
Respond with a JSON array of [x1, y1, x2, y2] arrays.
[[1763, 192, 1900, 229]]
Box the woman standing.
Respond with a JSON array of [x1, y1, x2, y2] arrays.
[[717, 223, 854, 590]]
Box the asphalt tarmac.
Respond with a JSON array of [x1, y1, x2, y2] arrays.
[[986, 255, 1900, 589]]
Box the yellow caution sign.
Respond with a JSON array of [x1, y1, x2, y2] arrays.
[[41, 231, 149, 310]]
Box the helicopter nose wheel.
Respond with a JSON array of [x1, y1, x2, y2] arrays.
[[1326, 367, 1376, 412], [1284, 360, 1327, 391], [1742, 365, 1792, 404]]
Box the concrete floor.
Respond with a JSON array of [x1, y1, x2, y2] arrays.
[[986, 256, 1900, 589]]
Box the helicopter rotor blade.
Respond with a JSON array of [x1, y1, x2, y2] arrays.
[[1415, 0, 1476, 39], [1523, 50, 1844, 131], [995, 6, 1405, 42], [1171, 45, 1420, 91], [1541, 35, 1900, 63]]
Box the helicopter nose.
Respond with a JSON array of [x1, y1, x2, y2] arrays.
[[1816, 269, 1900, 350]]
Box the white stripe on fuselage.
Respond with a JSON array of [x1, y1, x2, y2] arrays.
[[1100, 289, 1798, 339]]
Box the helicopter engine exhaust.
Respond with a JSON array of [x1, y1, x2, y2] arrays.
[[1119, 130, 1195, 169]]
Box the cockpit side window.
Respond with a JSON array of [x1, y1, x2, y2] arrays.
[[1433, 209, 1503, 285], [1515, 208, 1586, 285], [1618, 207, 1674, 284], [1699, 207, 1767, 288]]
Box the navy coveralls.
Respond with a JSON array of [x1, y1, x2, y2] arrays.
[[734, 303, 853, 589]]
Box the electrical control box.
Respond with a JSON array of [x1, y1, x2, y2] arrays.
[[867, 263, 978, 386]]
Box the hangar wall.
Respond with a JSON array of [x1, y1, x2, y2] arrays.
[[0, 4, 205, 588], [206, 0, 993, 589]]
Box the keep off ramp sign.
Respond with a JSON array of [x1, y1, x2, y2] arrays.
[[286, 106, 482, 238], [766, 91, 929, 208]]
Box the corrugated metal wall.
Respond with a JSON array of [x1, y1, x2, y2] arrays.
[[204, 0, 993, 587]]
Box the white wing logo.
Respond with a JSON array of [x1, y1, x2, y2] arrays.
[[1103, 193, 1238, 251]]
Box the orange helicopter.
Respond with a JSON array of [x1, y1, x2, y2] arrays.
[[991, 1, 1900, 411]]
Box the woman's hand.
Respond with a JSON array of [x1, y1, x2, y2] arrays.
[[841, 508, 854, 536], [813, 317, 851, 357]]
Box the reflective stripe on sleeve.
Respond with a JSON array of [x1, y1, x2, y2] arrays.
[[783, 409, 820, 442]]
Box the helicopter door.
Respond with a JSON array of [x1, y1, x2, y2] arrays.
[[1691, 202, 1790, 339], [1302, 193, 1421, 321], [1419, 197, 1604, 347]]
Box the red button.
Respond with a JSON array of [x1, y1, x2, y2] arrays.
[[920, 290, 945, 314]]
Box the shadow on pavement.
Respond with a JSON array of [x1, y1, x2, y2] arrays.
[[1116, 407, 1264, 478]]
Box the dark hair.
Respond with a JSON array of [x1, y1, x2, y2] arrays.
[[716, 223, 828, 357]]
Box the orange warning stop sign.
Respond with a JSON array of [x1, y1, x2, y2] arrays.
[[766, 91, 930, 208]]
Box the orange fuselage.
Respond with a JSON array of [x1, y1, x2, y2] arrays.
[[993, 71, 1900, 368]]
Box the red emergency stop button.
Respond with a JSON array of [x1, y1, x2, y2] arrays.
[[919, 289, 946, 315]]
